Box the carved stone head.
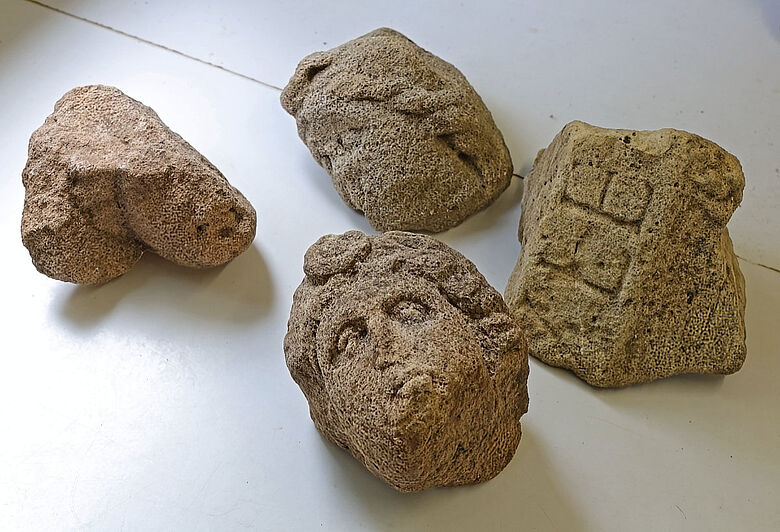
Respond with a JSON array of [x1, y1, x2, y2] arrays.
[[280, 28, 513, 232], [284, 231, 528, 492]]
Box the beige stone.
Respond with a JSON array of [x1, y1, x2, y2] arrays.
[[22, 85, 256, 284], [280, 28, 513, 233], [505, 121, 747, 387], [284, 231, 529, 492]]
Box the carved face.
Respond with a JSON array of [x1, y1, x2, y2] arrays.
[[315, 274, 492, 449], [285, 231, 528, 491]]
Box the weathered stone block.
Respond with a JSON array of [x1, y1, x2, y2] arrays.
[[21, 85, 256, 284], [506, 121, 746, 387]]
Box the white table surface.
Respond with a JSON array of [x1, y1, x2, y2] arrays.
[[0, 1, 778, 530]]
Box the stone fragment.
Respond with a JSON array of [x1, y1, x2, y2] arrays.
[[22, 85, 256, 284], [505, 121, 747, 387], [285, 231, 529, 491], [281, 28, 513, 232]]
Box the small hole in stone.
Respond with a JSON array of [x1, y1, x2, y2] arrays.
[[229, 207, 244, 223]]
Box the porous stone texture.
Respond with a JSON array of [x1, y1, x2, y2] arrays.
[[22, 85, 256, 284], [285, 231, 528, 492], [506, 121, 747, 387], [280, 28, 513, 232]]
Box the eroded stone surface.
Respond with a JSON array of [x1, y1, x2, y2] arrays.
[[505, 121, 747, 387], [281, 28, 513, 232], [285, 231, 528, 492], [22, 85, 256, 284]]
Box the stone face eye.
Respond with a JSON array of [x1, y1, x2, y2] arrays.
[[385, 298, 432, 324], [333, 320, 367, 364]]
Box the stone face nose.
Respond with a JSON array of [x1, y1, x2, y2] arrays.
[[368, 314, 410, 370]]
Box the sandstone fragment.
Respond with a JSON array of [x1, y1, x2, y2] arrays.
[[281, 28, 513, 232], [21, 85, 256, 284], [505, 121, 746, 387], [285, 231, 529, 491]]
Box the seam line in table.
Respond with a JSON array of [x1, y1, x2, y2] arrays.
[[737, 255, 780, 275], [24, 0, 283, 92]]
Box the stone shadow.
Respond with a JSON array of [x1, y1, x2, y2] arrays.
[[318, 428, 586, 530], [55, 244, 273, 328]]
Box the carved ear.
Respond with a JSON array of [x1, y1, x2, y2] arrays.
[[477, 312, 523, 374], [303, 231, 371, 284]]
